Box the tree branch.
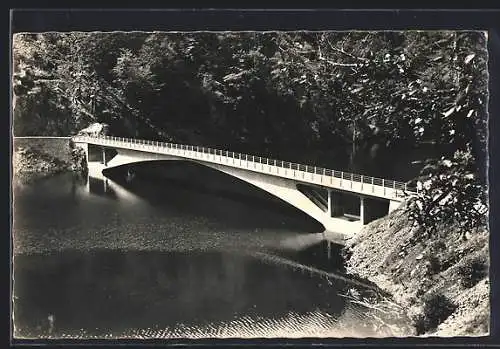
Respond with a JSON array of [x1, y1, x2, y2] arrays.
[[51, 86, 96, 121], [317, 46, 360, 69], [326, 40, 369, 62], [318, 57, 360, 67]]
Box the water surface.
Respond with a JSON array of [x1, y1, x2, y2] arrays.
[[12, 163, 413, 338]]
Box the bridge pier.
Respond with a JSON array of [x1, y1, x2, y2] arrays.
[[360, 196, 394, 225], [360, 196, 366, 225], [102, 147, 107, 166], [327, 189, 344, 218]]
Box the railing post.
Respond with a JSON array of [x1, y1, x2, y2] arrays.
[[361, 175, 364, 190], [383, 178, 385, 195], [372, 177, 374, 193], [351, 173, 353, 189]]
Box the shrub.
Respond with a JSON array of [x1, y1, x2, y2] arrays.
[[458, 257, 488, 289], [429, 240, 446, 252], [406, 149, 488, 242], [414, 292, 457, 334], [425, 256, 442, 276]]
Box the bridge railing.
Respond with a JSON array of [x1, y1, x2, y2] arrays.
[[72, 134, 419, 196]]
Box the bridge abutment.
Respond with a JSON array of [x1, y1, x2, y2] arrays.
[[388, 199, 401, 213], [360, 197, 366, 225]]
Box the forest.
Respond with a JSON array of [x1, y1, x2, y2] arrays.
[[12, 31, 489, 232]]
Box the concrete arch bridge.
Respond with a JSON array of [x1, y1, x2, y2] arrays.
[[73, 135, 417, 242]]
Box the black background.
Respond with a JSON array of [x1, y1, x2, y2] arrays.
[[7, 6, 500, 349]]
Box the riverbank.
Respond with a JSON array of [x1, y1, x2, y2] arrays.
[[12, 137, 73, 185], [344, 202, 489, 337]]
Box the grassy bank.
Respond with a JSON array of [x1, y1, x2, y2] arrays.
[[344, 203, 489, 337], [12, 137, 73, 184]]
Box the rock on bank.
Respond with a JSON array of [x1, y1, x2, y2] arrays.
[[343, 202, 489, 337]]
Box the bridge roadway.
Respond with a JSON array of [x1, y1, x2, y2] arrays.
[[73, 135, 418, 242]]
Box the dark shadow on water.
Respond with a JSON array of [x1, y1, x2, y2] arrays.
[[268, 241, 385, 297], [13, 249, 350, 337], [277, 241, 347, 273]]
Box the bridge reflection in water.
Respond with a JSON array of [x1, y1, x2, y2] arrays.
[[84, 168, 331, 256]]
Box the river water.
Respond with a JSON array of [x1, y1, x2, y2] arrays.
[[12, 162, 413, 339]]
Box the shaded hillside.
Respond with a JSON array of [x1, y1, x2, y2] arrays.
[[12, 32, 488, 181]]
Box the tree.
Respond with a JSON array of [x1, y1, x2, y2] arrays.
[[12, 31, 488, 200]]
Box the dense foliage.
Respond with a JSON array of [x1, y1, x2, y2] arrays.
[[69, 142, 88, 176], [407, 148, 488, 240], [12, 31, 489, 232]]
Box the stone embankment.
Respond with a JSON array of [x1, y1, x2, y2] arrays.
[[12, 137, 73, 184]]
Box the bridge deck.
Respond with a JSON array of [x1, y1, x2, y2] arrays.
[[72, 135, 418, 202]]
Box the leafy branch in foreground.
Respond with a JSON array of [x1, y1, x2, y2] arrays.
[[406, 148, 488, 241]]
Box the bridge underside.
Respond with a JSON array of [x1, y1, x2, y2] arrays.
[[77, 143, 401, 242]]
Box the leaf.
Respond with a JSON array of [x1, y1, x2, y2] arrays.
[[464, 53, 475, 64], [442, 106, 455, 118]]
